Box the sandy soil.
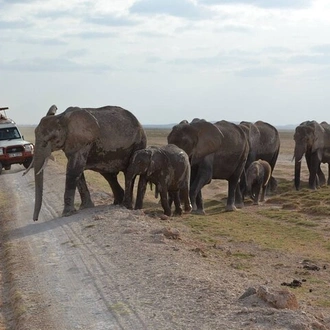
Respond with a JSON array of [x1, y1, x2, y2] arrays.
[[0, 156, 329, 329]]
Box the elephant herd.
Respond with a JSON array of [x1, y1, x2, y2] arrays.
[[28, 105, 328, 221]]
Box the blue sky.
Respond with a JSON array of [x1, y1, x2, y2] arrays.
[[1, 0, 330, 126]]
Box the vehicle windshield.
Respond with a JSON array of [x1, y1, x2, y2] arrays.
[[0, 127, 21, 140]]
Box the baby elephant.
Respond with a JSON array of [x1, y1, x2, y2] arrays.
[[246, 159, 272, 205], [123, 144, 192, 216]]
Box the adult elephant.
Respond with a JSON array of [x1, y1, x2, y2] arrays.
[[32, 105, 147, 221], [123, 144, 192, 216], [167, 119, 249, 213], [239, 120, 280, 194], [294, 120, 330, 190]]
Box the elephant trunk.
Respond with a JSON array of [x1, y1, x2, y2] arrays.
[[33, 141, 52, 221], [293, 143, 305, 191], [294, 160, 302, 191]]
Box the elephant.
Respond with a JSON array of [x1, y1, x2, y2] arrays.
[[31, 105, 147, 221], [246, 159, 271, 205], [239, 120, 280, 195], [123, 144, 192, 216], [167, 119, 249, 213], [294, 120, 330, 190]]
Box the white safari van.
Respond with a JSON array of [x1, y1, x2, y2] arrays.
[[0, 107, 34, 174]]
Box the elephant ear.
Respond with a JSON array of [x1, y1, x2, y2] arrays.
[[191, 120, 223, 162], [147, 148, 165, 176], [311, 121, 325, 153], [62, 109, 100, 153]]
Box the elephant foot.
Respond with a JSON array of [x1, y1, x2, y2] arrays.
[[174, 208, 183, 216], [191, 209, 206, 215], [225, 205, 237, 212], [79, 200, 95, 210], [164, 210, 172, 217], [184, 204, 192, 213], [235, 202, 244, 209], [62, 208, 77, 217], [122, 200, 133, 210]]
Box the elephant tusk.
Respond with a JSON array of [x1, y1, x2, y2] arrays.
[[36, 155, 55, 175], [36, 159, 48, 175], [292, 155, 302, 163], [22, 158, 34, 176]]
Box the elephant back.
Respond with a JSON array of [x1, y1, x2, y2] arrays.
[[85, 106, 146, 151]]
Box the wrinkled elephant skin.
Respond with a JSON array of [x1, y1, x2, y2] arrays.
[[239, 121, 280, 196], [168, 119, 249, 213], [123, 144, 192, 216], [246, 159, 271, 205], [293, 121, 330, 190], [33, 105, 147, 221]]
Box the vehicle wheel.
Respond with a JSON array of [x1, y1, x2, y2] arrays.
[[4, 165, 11, 170], [23, 159, 33, 169], [0, 163, 2, 175]]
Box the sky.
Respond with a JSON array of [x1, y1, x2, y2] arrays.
[[1, 0, 330, 126]]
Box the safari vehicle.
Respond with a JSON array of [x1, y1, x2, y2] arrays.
[[0, 107, 34, 174]]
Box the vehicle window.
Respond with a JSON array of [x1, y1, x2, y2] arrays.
[[0, 127, 21, 140]]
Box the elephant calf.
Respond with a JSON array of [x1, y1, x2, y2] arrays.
[[246, 159, 271, 205], [123, 144, 192, 216]]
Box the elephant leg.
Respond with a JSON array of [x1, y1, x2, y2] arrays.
[[317, 166, 326, 187], [226, 179, 238, 211], [77, 172, 94, 210], [306, 155, 318, 189], [122, 174, 136, 210], [308, 160, 319, 190], [239, 170, 248, 198], [180, 187, 192, 213], [253, 185, 261, 205], [171, 191, 183, 216], [135, 175, 148, 210], [100, 172, 124, 204], [168, 192, 174, 208], [159, 188, 171, 216], [260, 186, 266, 203], [328, 164, 330, 185], [235, 183, 244, 209], [63, 172, 80, 217], [193, 190, 205, 215], [63, 153, 88, 216], [190, 162, 212, 214]]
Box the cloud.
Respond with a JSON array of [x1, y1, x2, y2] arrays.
[[130, 0, 207, 19], [215, 23, 252, 33], [0, 57, 111, 73], [1, 0, 36, 3], [288, 54, 330, 65], [236, 66, 281, 77], [0, 19, 32, 29], [84, 14, 138, 27], [312, 44, 330, 54], [198, 0, 312, 8], [17, 36, 67, 46], [68, 31, 117, 39]]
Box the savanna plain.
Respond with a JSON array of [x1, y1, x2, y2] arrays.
[[0, 126, 329, 329]]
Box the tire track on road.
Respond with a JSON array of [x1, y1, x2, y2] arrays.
[[1, 165, 150, 329]]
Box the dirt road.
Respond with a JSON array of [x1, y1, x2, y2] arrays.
[[0, 162, 328, 329]]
